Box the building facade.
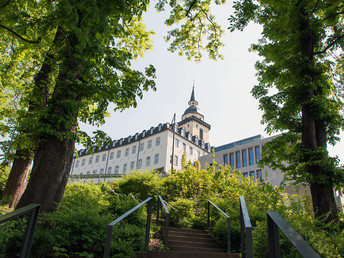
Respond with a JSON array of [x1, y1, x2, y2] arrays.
[[70, 88, 211, 180], [199, 134, 286, 187]]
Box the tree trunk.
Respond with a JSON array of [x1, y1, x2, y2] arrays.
[[299, 5, 338, 222], [16, 52, 81, 212], [2, 149, 32, 207], [16, 134, 75, 212]]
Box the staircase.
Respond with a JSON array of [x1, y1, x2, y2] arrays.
[[147, 226, 240, 258]]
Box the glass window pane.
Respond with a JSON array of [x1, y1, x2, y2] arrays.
[[236, 151, 241, 168], [255, 146, 261, 163], [223, 154, 229, 165], [248, 148, 254, 165], [242, 150, 247, 167]]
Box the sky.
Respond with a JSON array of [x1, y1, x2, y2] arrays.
[[79, 3, 344, 165]]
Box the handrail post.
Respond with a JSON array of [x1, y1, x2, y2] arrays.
[[0, 204, 41, 258], [145, 199, 152, 253], [267, 213, 280, 258], [165, 213, 169, 247], [20, 205, 40, 258], [157, 198, 160, 224], [207, 201, 210, 228], [227, 217, 231, 253], [240, 196, 253, 258]]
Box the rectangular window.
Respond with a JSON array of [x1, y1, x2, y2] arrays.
[[174, 155, 178, 166], [115, 166, 119, 174], [175, 139, 179, 148], [248, 148, 254, 166], [156, 137, 160, 146], [102, 154, 106, 162], [132, 146, 137, 154], [138, 159, 142, 169], [117, 150, 121, 158], [110, 152, 114, 160], [154, 154, 159, 164], [223, 154, 229, 165], [183, 143, 186, 152], [257, 170, 262, 181], [146, 156, 151, 167], [250, 171, 255, 178], [87, 171, 90, 175], [242, 149, 247, 167], [75, 160, 79, 168], [81, 159, 85, 166], [255, 146, 261, 163], [130, 161, 135, 170], [107, 167, 112, 174], [189, 147, 193, 155], [125, 148, 129, 156], [236, 151, 241, 168], [89, 157, 93, 164], [95, 155, 100, 163], [100, 168, 104, 174], [147, 140, 152, 149], [229, 153, 234, 169], [123, 164, 127, 174], [243, 172, 248, 177], [140, 143, 144, 151]]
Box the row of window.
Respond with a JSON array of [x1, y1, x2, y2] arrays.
[[79, 154, 160, 175], [75, 137, 161, 168], [223, 146, 261, 169], [243, 170, 262, 181], [175, 139, 201, 156]]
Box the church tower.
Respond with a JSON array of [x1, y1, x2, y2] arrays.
[[178, 87, 211, 143]]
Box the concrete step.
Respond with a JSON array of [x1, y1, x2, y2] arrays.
[[146, 251, 240, 258]]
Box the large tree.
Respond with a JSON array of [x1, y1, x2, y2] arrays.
[[0, 0, 225, 212], [229, 0, 344, 222]]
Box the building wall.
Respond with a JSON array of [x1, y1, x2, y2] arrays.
[[71, 123, 211, 177], [199, 135, 286, 187]]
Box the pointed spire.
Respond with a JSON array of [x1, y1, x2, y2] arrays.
[[190, 85, 196, 102]]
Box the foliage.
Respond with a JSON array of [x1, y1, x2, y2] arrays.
[[115, 170, 164, 203], [0, 164, 10, 198], [0, 183, 150, 257], [169, 198, 196, 228], [156, 0, 226, 62]]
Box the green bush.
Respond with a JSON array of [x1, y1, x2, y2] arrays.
[[116, 171, 164, 203]]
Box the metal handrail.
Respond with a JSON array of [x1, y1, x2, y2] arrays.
[[157, 196, 170, 247], [207, 200, 231, 252], [0, 204, 40, 258], [103, 197, 152, 258], [267, 211, 320, 258], [156, 196, 179, 248], [101, 183, 119, 197], [239, 196, 253, 258]]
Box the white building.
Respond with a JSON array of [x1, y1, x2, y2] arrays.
[[70, 88, 211, 180]]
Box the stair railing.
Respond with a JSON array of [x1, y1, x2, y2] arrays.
[[101, 183, 119, 197], [207, 200, 231, 252], [156, 195, 179, 248], [239, 196, 253, 258], [103, 197, 152, 258], [0, 204, 40, 258], [267, 211, 320, 258]]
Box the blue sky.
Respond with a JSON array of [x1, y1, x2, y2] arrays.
[[79, 3, 344, 165]]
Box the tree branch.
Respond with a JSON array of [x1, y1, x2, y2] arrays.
[[185, 0, 198, 17], [0, 23, 41, 44], [0, 0, 11, 9], [323, 10, 344, 21], [314, 34, 344, 55], [308, 0, 319, 19]]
